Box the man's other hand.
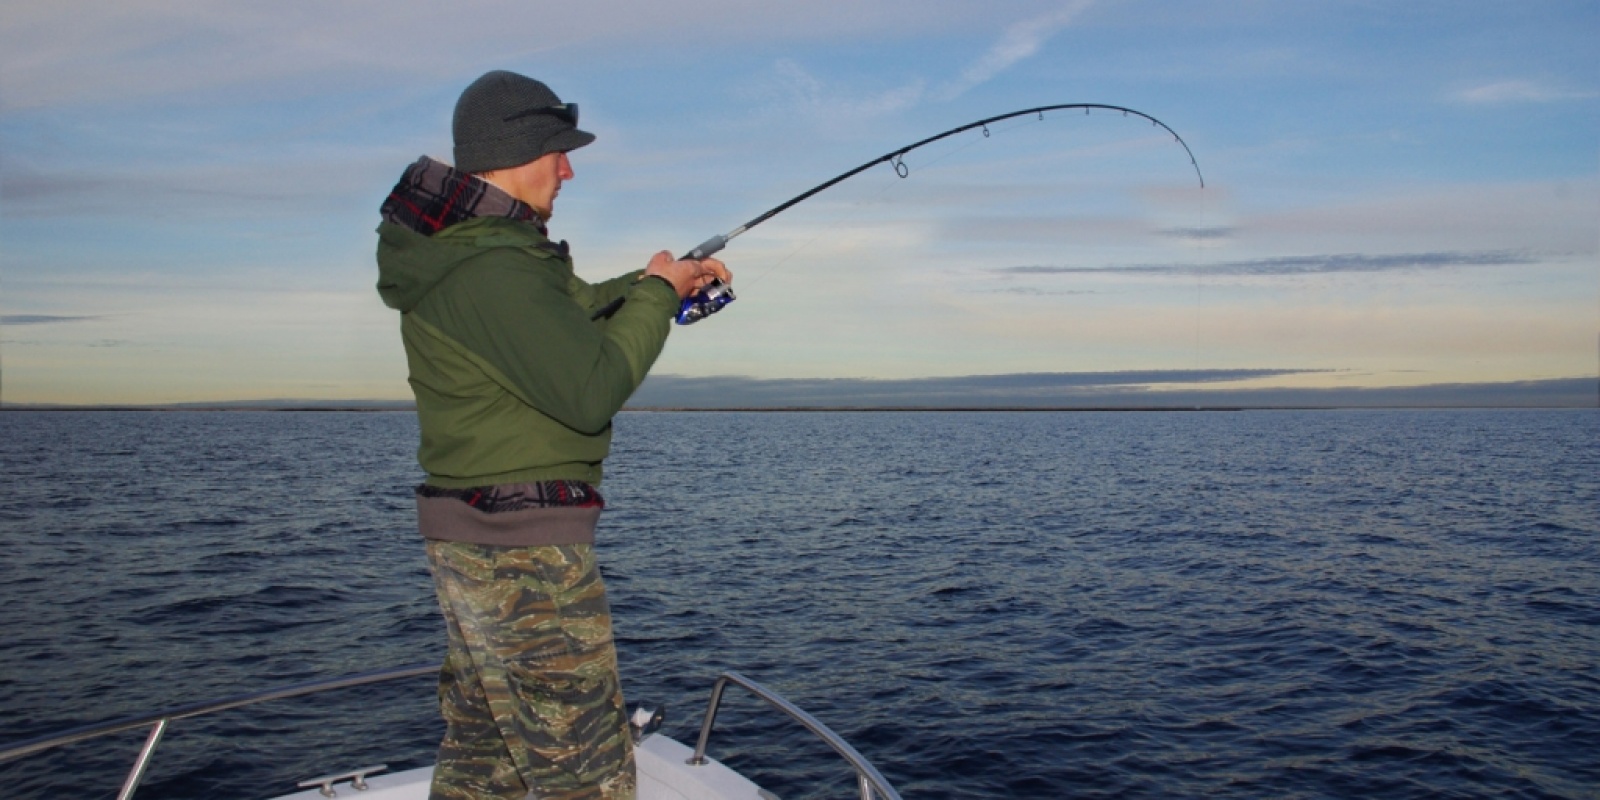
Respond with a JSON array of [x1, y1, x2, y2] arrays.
[[644, 251, 732, 299]]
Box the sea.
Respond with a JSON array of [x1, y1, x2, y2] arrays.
[[1, 408, 1596, 800]]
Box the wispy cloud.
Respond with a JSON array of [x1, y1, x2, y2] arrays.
[[0, 1, 1037, 111], [986, 287, 1100, 296], [767, 58, 926, 119], [996, 250, 1539, 277], [1159, 227, 1236, 244], [1, 314, 105, 325], [0, 152, 399, 218], [1450, 79, 1598, 105], [938, 1, 1093, 100]]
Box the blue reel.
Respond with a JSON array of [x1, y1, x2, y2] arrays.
[[676, 279, 736, 325]]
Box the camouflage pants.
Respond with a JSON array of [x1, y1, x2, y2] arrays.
[[425, 540, 635, 800]]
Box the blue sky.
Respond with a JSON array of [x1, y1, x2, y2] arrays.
[[1, 0, 1596, 405]]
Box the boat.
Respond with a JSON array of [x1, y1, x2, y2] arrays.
[[0, 665, 902, 800]]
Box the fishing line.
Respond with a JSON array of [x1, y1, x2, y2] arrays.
[[1186, 167, 1220, 405]]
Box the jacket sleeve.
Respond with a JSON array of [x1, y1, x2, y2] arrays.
[[416, 251, 679, 435], [586, 269, 647, 309]]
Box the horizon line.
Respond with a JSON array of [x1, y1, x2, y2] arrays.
[[3, 403, 1594, 412]]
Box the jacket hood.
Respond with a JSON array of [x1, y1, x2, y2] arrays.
[[376, 216, 567, 313], [376, 222, 478, 312], [375, 156, 552, 313]]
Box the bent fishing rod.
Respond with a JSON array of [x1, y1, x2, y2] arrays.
[[594, 104, 1205, 324]]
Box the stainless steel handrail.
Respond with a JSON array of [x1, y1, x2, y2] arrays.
[[0, 663, 438, 800], [690, 671, 903, 800], [4, 664, 905, 800]]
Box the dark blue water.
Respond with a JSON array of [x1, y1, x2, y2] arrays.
[[1, 409, 1596, 799]]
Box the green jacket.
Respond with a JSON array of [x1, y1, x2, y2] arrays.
[[376, 216, 679, 487]]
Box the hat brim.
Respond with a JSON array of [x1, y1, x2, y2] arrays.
[[544, 127, 596, 155]]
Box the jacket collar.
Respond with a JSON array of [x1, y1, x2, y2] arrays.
[[380, 156, 545, 237]]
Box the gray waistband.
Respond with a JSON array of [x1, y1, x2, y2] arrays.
[[417, 496, 602, 546]]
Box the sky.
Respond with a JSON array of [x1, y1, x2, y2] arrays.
[[1, 0, 1596, 406]]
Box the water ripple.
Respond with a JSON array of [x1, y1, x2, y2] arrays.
[[0, 409, 1596, 799]]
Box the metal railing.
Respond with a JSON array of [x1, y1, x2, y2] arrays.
[[690, 671, 903, 800], [0, 663, 438, 800], [3, 664, 905, 800]]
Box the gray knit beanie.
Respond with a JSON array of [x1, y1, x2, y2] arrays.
[[452, 70, 595, 174]]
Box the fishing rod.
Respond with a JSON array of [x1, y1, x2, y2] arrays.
[[606, 104, 1205, 324]]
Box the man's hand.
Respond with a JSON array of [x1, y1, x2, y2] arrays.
[[644, 251, 732, 300]]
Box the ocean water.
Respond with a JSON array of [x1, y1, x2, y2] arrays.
[[0, 409, 1596, 799]]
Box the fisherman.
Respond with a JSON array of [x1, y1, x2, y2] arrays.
[[375, 70, 729, 800]]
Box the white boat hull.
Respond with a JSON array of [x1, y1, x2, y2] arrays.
[[268, 734, 773, 800], [3, 669, 896, 799]]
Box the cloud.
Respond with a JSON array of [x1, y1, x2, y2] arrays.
[[1450, 80, 1598, 105], [985, 287, 1099, 296], [1237, 180, 1600, 255], [1159, 226, 1235, 243], [995, 250, 1540, 277], [1, 314, 105, 325], [0, 148, 403, 218], [766, 59, 927, 119], [938, 1, 1093, 100], [0, 0, 1075, 111]]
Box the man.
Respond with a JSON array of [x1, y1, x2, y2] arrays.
[[376, 69, 730, 800]]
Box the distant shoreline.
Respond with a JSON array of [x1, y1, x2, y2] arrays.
[[5, 375, 1592, 411], [1, 404, 1592, 412]]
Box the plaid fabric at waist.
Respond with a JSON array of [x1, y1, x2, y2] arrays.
[[416, 480, 605, 513]]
